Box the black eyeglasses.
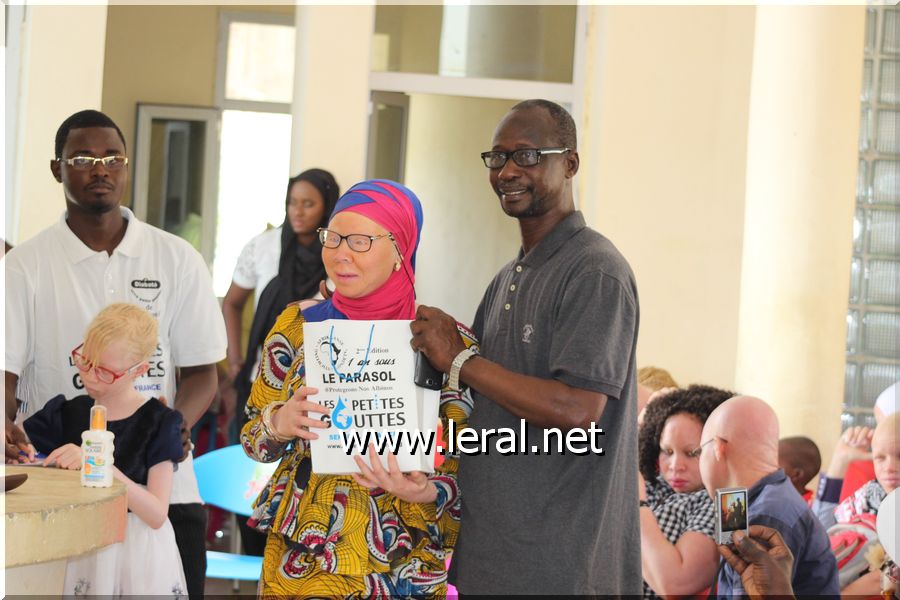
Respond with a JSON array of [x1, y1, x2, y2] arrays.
[[318, 228, 395, 253], [56, 155, 129, 171], [480, 147, 570, 169], [319, 227, 416, 289]]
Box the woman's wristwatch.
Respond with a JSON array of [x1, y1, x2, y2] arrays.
[[448, 347, 478, 391]]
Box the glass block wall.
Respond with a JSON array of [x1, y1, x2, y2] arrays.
[[844, 6, 900, 430]]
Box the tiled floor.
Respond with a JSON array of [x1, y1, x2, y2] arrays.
[[204, 508, 260, 597], [204, 577, 258, 596]]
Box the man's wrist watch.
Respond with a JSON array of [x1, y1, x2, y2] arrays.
[[448, 347, 478, 391]]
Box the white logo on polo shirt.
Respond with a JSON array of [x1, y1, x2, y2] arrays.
[[130, 278, 162, 317], [522, 324, 534, 344]]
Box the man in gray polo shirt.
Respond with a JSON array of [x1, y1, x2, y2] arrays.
[[412, 99, 641, 594]]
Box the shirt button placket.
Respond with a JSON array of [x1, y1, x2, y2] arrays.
[[105, 265, 115, 298], [506, 264, 522, 311]]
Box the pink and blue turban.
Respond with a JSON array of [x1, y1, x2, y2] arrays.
[[329, 179, 423, 321]]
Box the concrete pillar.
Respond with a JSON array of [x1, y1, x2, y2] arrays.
[[290, 6, 374, 190], [577, 6, 756, 389], [734, 6, 865, 461], [9, 4, 108, 244]]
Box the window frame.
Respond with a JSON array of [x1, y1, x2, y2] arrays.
[[368, 5, 587, 112], [215, 11, 295, 115], [843, 6, 900, 429]]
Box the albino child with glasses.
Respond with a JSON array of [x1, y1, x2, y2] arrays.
[[23, 302, 187, 597]]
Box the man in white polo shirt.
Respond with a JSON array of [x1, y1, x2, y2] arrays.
[[3, 109, 226, 598]]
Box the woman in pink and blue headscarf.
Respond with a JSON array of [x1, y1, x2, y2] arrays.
[[241, 180, 475, 597]]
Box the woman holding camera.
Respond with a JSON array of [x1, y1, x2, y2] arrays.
[[637, 385, 733, 598], [240, 180, 474, 597]]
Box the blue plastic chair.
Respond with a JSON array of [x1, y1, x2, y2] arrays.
[[193, 444, 278, 583]]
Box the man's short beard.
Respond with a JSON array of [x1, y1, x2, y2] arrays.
[[84, 202, 117, 214], [67, 195, 119, 215], [502, 194, 545, 219], [518, 196, 545, 218]]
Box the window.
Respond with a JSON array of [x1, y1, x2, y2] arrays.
[[224, 21, 295, 104], [212, 11, 295, 296], [843, 6, 900, 429], [212, 110, 292, 296]]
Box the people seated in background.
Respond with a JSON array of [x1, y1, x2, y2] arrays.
[[841, 381, 899, 502], [814, 425, 874, 526], [637, 384, 734, 598], [718, 525, 797, 600], [778, 435, 822, 505], [637, 366, 679, 419], [24, 304, 186, 596], [699, 396, 839, 596], [813, 412, 900, 595]]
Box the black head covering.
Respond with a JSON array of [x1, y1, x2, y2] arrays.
[[235, 169, 340, 422], [274, 168, 340, 310]]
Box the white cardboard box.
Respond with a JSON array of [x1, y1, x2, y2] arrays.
[[303, 319, 439, 474]]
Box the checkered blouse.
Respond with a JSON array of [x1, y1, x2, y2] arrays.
[[643, 475, 717, 599]]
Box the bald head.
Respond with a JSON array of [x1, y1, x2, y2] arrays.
[[873, 411, 900, 448], [700, 396, 781, 495], [710, 395, 779, 447]]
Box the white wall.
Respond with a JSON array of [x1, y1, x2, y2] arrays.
[[4, 6, 26, 244], [9, 5, 108, 244], [290, 5, 374, 189], [578, 5, 865, 461], [580, 6, 756, 390], [735, 5, 864, 462], [404, 94, 521, 326]]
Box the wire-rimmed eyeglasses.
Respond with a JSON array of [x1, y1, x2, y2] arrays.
[[56, 155, 129, 171], [697, 436, 728, 456], [480, 147, 570, 169]]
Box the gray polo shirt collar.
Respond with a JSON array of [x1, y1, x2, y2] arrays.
[[518, 210, 587, 268]]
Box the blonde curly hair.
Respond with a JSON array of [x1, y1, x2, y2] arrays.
[[83, 303, 158, 366]]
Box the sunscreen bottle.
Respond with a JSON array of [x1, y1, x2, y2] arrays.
[[81, 404, 115, 488]]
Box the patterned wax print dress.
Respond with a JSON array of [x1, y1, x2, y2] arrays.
[[241, 304, 476, 598]]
